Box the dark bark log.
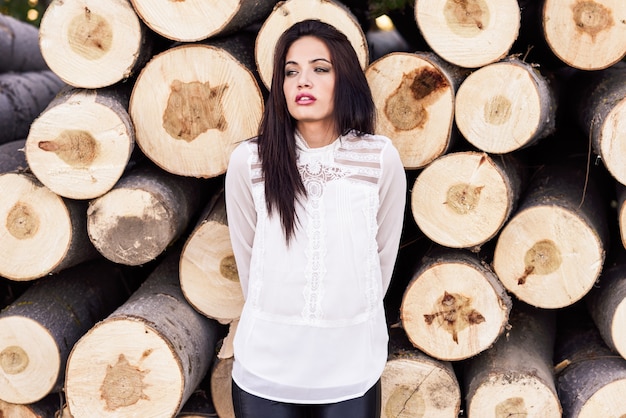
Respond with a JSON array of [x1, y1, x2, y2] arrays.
[[0, 71, 65, 145], [0, 14, 49, 73], [87, 162, 212, 266], [555, 307, 626, 418], [0, 260, 129, 404], [65, 248, 225, 417], [463, 302, 561, 417]]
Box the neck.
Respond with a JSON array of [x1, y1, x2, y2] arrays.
[[297, 122, 339, 148]]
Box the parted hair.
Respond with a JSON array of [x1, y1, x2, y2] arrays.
[[258, 19, 375, 242]]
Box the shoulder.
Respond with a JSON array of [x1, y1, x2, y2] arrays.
[[228, 138, 258, 167]]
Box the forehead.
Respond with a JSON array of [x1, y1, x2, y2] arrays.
[[285, 36, 331, 63]]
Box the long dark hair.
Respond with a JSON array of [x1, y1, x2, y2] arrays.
[[258, 19, 375, 242]]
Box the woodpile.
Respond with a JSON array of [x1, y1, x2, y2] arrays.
[[0, 0, 625, 417]]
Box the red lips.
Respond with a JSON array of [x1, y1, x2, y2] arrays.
[[295, 93, 316, 105]]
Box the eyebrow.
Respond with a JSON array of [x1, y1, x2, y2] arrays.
[[285, 58, 333, 66]]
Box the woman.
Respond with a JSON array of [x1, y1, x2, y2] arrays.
[[225, 19, 406, 417]]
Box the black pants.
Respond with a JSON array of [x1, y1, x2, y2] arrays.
[[232, 379, 382, 418]]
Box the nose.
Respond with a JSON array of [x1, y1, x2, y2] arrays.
[[297, 69, 312, 88]]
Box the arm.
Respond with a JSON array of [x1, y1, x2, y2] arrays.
[[225, 142, 257, 300], [377, 140, 407, 294]]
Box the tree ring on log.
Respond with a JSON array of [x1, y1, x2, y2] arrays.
[[0, 316, 60, 404], [411, 152, 514, 248], [0, 173, 72, 281], [366, 52, 455, 169], [180, 221, 244, 322], [493, 206, 604, 308], [66, 319, 184, 417], [543, 0, 626, 70], [401, 258, 510, 361], [130, 43, 263, 177], [415, 0, 520, 68], [455, 61, 545, 153], [39, 0, 145, 87]]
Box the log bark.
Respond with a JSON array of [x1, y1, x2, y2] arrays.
[[65, 248, 224, 418], [618, 182, 626, 249], [25, 85, 135, 200], [210, 356, 235, 418], [555, 307, 626, 418], [414, 0, 521, 68], [463, 302, 561, 417], [129, 34, 264, 177], [0, 393, 64, 418], [586, 254, 626, 360], [0, 147, 99, 281], [130, 0, 277, 42], [365, 51, 467, 169], [86, 163, 212, 266], [400, 247, 512, 361], [38, 0, 153, 88], [454, 57, 558, 154], [0, 260, 129, 404], [410, 151, 524, 250], [255, 0, 368, 89], [0, 14, 49, 73], [0, 70, 65, 145], [574, 62, 626, 186], [492, 162, 609, 309], [542, 0, 626, 70], [180, 189, 244, 323], [381, 328, 461, 417], [177, 369, 218, 417]]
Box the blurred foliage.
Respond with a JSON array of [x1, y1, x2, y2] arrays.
[[0, 0, 48, 27], [368, 0, 413, 18]]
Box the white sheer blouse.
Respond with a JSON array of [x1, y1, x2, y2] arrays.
[[224, 131, 406, 404]]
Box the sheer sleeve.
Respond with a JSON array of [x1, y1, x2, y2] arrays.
[[225, 141, 256, 299], [376, 140, 407, 294]]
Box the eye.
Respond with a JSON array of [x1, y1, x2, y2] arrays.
[[315, 66, 331, 73], [285, 68, 298, 77]]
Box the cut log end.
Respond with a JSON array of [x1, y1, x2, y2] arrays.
[[455, 61, 548, 153], [401, 259, 510, 361], [39, 0, 145, 87], [0, 316, 60, 404], [411, 152, 513, 248], [493, 206, 604, 308], [180, 221, 244, 322], [366, 52, 454, 169], [26, 94, 134, 199], [414, 0, 521, 68], [66, 319, 183, 417], [543, 0, 626, 70], [0, 173, 72, 281], [130, 44, 263, 177], [381, 358, 460, 417], [468, 373, 561, 417]]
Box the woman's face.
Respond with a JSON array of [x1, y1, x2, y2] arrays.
[[283, 36, 336, 134]]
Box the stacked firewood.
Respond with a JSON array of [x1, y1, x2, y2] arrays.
[[0, 0, 625, 417]]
